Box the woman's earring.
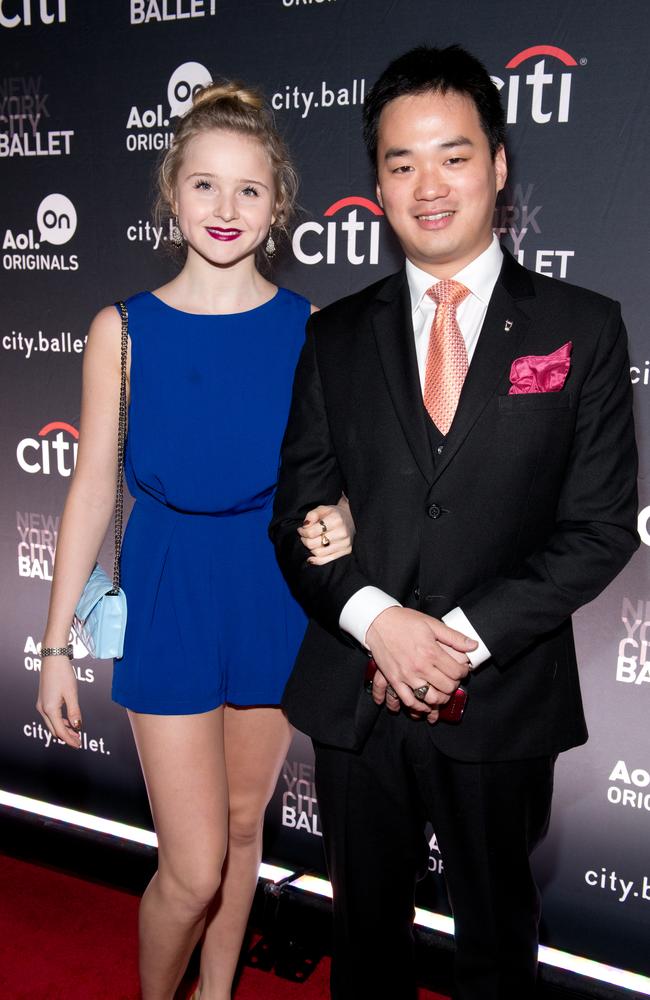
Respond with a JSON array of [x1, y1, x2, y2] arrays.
[[265, 230, 276, 258], [170, 217, 184, 246]]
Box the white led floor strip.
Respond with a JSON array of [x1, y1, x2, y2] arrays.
[[2, 790, 649, 995], [0, 789, 292, 883], [1, 789, 158, 847], [291, 874, 650, 995]]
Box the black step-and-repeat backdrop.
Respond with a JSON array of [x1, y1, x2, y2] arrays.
[[2, 1, 649, 992]]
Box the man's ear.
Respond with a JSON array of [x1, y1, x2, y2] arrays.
[[375, 180, 383, 209], [494, 145, 507, 194]]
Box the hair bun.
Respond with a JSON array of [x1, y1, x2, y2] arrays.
[[192, 81, 264, 113]]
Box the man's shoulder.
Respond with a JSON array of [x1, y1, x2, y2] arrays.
[[310, 270, 404, 334], [518, 257, 619, 319]]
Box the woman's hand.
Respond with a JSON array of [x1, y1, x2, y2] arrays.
[[298, 494, 355, 566], [36, 656, 83, 748]]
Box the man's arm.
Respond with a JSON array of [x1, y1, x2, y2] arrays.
[[270, 322, 373, 636], [459, 301, 639, 664]]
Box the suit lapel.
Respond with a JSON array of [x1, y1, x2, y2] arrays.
[[369, 252, 536, 486], [432, 250, 536, 482], [371, 270, 435, 485]]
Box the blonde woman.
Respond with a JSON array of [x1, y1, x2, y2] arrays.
[[37, 82, 353, 1000]]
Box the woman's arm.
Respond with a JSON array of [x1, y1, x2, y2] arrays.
[[37, 305, 129, 747]]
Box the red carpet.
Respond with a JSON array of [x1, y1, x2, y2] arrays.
[[0, 854, 448, 999]]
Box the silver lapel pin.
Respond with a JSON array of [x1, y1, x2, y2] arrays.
[[504, 319, 513, 332]]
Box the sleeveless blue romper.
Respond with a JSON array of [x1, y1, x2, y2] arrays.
[[111, 288, 309, 714]]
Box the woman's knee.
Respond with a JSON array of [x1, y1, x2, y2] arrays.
[[228, 798, 265, 850], [158, 856, 225, 916]]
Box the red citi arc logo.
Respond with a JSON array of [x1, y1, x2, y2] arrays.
[[323, 196, 384, 217], [505, 44, 577, 68], [492, 45, 579, 124], [292, 196, 384, 266], [17, 421, 79, 477]]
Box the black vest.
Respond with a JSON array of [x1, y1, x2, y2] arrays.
[[424, 406, 446, 466]]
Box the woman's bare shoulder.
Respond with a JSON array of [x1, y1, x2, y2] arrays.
[[83, 305, 123, 364]]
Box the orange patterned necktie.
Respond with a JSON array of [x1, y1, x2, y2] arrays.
[[423, 279, 470, 434]]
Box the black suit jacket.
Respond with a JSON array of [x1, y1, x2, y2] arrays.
[[270, 251, 639, 761]]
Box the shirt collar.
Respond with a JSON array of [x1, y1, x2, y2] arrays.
[[406, 233, 504, 314]]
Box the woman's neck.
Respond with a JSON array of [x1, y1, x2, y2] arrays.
[[156, 250, 276, 315]]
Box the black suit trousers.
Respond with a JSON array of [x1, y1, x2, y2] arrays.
[[314, 705, 555, 1000]]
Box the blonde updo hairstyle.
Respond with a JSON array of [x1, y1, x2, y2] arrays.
[[156, 80, 298, 250]]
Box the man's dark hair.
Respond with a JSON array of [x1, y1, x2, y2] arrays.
[[362, 44, 506, 165]]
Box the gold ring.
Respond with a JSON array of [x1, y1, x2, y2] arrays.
[[412, 684, 429, 702], [321, 534, 330, 547], [319, 519, 328, 532]]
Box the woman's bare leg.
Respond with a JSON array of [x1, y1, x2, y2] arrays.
[[198, 705, 293, 1000], [129, 708, 228, 1000]]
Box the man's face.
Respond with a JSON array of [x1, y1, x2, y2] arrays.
[[375, 89, 507, 277]]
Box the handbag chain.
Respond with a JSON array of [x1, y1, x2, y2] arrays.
[[109, 301, 129, 595]]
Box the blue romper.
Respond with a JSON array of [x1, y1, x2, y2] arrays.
[[111, 289, 309, 714]]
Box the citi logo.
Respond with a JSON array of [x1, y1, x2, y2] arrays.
[[292, 196, 384, 266], [0, 0, 66, 28], [491, 45, 579, 124], [17, 421, 78, 477]]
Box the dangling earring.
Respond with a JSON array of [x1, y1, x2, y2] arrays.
[[170, 217, 184, 246], [265, 229, 276, 258]]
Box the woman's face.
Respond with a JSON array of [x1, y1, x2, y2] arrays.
[[174, 128, 276, 267]]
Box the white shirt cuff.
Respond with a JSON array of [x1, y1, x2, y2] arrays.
[[339, 587, 402, 649], [442, 607, 491, 669]]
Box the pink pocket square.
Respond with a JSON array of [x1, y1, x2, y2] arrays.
[[508, 341, 573, 395]]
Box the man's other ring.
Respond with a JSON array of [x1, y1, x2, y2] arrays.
[[412, 684, 430, 701], [319, 519, 328, 532], [386, 684, 398, 699]]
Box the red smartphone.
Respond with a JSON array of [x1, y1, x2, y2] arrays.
[[364, 657, 468, 723]]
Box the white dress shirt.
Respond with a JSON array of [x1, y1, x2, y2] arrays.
[[338, 234, 504, 667]]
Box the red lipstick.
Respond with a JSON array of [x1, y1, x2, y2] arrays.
[[206, 227, 242, 242]]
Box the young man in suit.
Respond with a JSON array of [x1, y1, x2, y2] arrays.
[[270, 45, 638, 1000]]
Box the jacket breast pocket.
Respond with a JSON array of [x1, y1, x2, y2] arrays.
[[498, 392, 573, 413]]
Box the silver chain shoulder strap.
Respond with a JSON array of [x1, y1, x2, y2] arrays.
[[110, 301, 129, 595]]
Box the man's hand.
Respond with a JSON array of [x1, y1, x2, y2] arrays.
[[366, 607, 475, 718]]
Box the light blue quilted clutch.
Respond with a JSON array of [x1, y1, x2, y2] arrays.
[[73, 564, 127, 659]]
